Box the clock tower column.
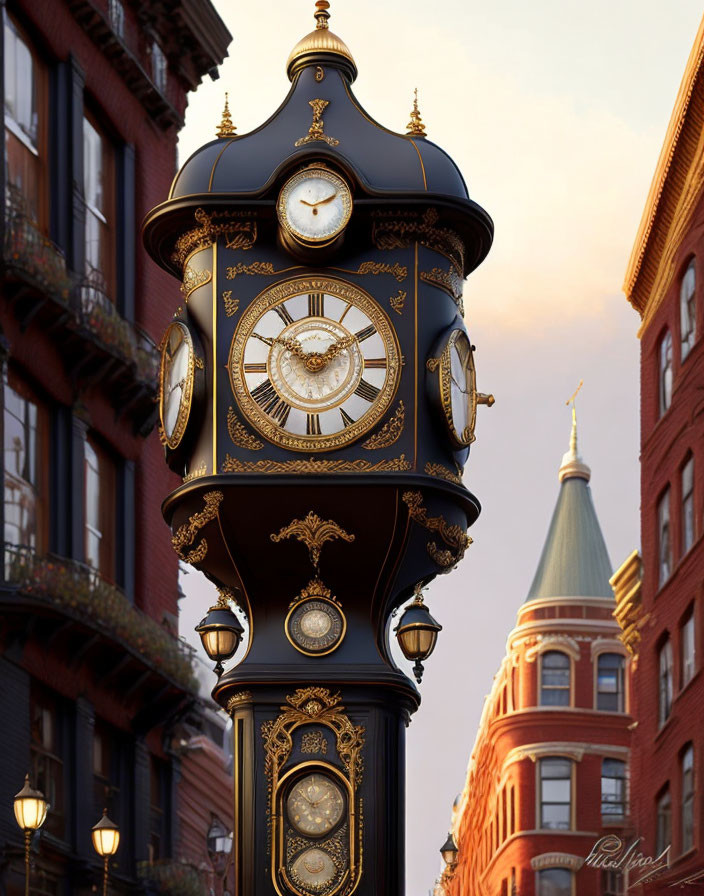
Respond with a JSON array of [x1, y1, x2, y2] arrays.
[[143, 5, 494, 895]]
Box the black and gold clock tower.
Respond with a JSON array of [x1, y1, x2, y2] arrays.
[[143, 5, 493, 894]]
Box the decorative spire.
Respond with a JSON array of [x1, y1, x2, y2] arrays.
[[559, 380, 590, 482], [314, 0, 331, 29], [406, 88, 427, 138], [216, 92, 237, 138]]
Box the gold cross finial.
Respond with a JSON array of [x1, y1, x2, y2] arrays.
[[216, 92, 237, 138], [406, 88, 427, 137], [314, 0, 331, 29], [565, 380, 583, 457]]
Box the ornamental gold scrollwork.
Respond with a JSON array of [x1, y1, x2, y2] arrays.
[[226, 261, 277, 280], [420, 265, 465, 314], [171, 208, 257, 270], [362, 401, 405, 450], [183, 462, 207, 483], [181, 263, 211, 299], [194, 357, 204, 370], [389, 289, 406, 315], [402, 490, 472, 571], [331, 261, 407, 282], [227, 691, 253, 714], [294, 99, 340, 147], [171, 491, 224, 564], [271, 511, 354, 572], [222, 454, 412, 474], [222, 290, 240, 317], [424, 461, 463, 485], [227, 406, 264, 451], [301, 730, 328, 755], [372, 208, 465, 277]]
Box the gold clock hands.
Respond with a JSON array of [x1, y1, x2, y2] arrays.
[[272, 333, 355, 373], [299, 191, 338, 208]]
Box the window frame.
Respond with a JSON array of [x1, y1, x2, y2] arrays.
[[537, 756, 574, 832], [680, 258, 696, 363], [657, 487, 672, 588], [539, 650, 572, 708], [681, 454, 695, 556], [681, 744, 694, 854], [658, 329, 673, 417], [83, 433, 116, 580], [82, 109, 116, 301], [595, 652, 626, 713], [658, 638, 674, 727], [536, 867, 574, 896], [656, 785, 671, 856], [601, 758, 628, 822]]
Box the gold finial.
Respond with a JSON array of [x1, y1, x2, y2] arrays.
[[314, 0, 331, 29], [216, 92, 237, 138], [558, 379, 590, 482], [406, 88, 427, 138], [565, 379, 583, 454]]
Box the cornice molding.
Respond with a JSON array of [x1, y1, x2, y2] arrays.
[[505, 740, 630, 768], [525, 634, 580, 663]]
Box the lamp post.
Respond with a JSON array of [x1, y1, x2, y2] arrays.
[[195, 591, 244, 676], [206, 814, 232, 894], [91, 808, 120, 896], [395, 587, 443, 682], [13, 775, 48, 896]]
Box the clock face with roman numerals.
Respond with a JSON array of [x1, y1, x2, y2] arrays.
[[229, 276, 401, 452]]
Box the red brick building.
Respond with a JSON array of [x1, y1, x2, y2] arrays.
[[445, 427, 632, 896], [0, 0, 230, 892], [613, 13, 704, 892]]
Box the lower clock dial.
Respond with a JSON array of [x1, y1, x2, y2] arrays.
[[229, 277, 400, 451], [290, 848, 337, 889]]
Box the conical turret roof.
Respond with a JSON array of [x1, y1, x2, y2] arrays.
[[525, 418, 612, 602]]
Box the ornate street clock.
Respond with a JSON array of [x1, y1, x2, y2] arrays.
[[142, 3, 494, 894]]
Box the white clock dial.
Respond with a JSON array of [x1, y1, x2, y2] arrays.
[[229, 277, 400, 452], [286, 774, 345, 837], [277, 167, 352, 245], [290, 848, 337, 889], [434, 329, 476, 449], [159, 322, 195, 449]]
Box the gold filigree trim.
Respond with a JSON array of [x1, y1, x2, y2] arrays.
[[181, 264, 212, 299], [225, 261, 277, 280], [372, 208, 465, 276], [222, 454, 411, 474], [426, 357, 441, 372], [420, 265, 465, 312], [406, 88, 427, 137], [216, 92, 237, 138], [294, 98, 340, 147], [194, 356, 204, 370], [362, 401, 404, 450], [172, 208, 256, 270], [301, 730, 328, 755], [171, 491, 224, 564], [271, 511, 354, 571], [424, 461, 463, 485], [227, 691, 253, 713], [222, 290, 239, 317], [227, 406, 263, 451], [331, 261, 407, 282], [389, 289, 406, 314], [402, 490, 471, 571], [183, 462, 207, 483]]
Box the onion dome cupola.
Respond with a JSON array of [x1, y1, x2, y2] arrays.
[[526, 412, 613, 603], [143, 0, 493, 278]]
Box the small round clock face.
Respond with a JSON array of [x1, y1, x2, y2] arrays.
[[287, 774, 345, 837], [286, 598, 345, 655], [290, 848, 337, 889], [277, 167, 352, 245], [440, 329, 476, 448], [229, 277, 400, 451], [159, 322, 194, 449]]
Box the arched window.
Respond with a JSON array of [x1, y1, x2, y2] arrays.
[[537, 867, 572, 896], [680, 260, 696, 361], [540, 651, 570, 706], [658, 488, 671, 587], [658, 639, 674, 726], [596, 653, 625, 712], [682, 745, 694, 853], [681, 455, 695, 555], [601, 758, 627, 820], [659, 330, 673, 416]]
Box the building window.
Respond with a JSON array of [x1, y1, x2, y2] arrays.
[[30, 689, 64, 839], [84, 436, 116, 579], [682, 745, 694, 853], [659, 330, 673, 416], [107, 0, 124, 38], [149, 756, 169, 862], [680, 260, 696, 362], [540, 651, 570, 706], [681, 610, 696, 688], [83, 114, 115, 299], [681, 456, 695, 555], [539, 757, 572, 830], [3, 11, 47, 226], [537, 868, 572, 896], [601, 759, 627, 821], [659, 639, 674, 726], [596, 653, 625, 712], [658, 488, 671, 587], [656, 786, 671, 855], [3, 370, 49, 554], [602, 870, 624, 896], [151, 42, 167, 93]]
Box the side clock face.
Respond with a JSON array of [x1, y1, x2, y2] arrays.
[[277, 166, 352, 246], [434, 329, 477, 449], [229, 277, 400, 451], [286, 774, 345, 837], [159, 321, 195, 450], [286, 596, 346, 656]]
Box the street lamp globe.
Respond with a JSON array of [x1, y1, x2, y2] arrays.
[[440, 832, 459, 868], [395, 589, 442, 683], [13, 775, 48, 832], [196, 603, 244, 676], [92, 809, 120, 857]]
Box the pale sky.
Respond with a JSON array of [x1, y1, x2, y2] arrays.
[[176, 3, 704, 891]]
